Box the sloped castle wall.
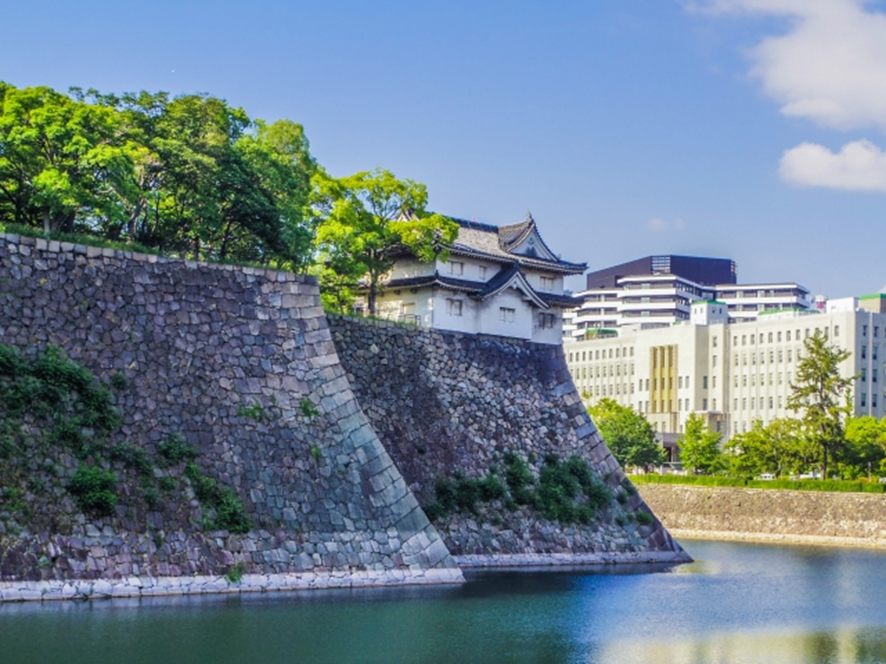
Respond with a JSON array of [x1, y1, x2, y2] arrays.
[[328, 317, 688, 565], [0, 233, 459, 599]]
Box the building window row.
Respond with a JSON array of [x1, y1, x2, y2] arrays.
[[568, 347, 635, 362]]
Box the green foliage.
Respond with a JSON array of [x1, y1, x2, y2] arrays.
[[143, 486, 162, 509], [503, 451, 535, 505], [678, 413, 723, 474], [300, 398, 320, 420], [313, 168, 459, 314], [238, 398, 270, 423], [635, 510, 653, 526], [0, 84, 139, 234], [0, 486, 27, 513], [429, 473, 508, 517], [47, 418, 88, 456], [0, 343, 253, 531], [787, 330, 854, 479], [632, 473, 886, 493], [631, 474, 748, 488], [226, 561, 246, 583], [0, 221, 159, 255], [0, 82, 319, 268], [184, 462, 251, 534], [425, 453, 611, 526], [156, 432, 198, 467], [725, 418, 816, 479], [0, 344, 120, 431], [535, 455, 611, 525], [69, 465, 117, 516], [309, 445, 322, 462], [109, 442, 154, 479], [840, 415, 886, 479], [110, 372, 128, 391], [588, 398, 666, 471]]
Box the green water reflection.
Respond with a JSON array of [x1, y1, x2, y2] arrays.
[[4, 541, 886, 663]]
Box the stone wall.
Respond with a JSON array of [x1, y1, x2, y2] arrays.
[[0, 232, 460, 593], [639, 483, 886, 546], [329, 316, 688, 565]]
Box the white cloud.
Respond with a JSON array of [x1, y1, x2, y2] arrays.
[[647, 218, 686, 231], [696, 0, 886, 132], [779, 139, 886, 191]]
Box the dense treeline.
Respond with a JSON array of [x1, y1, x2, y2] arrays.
[[0, 82, 457, 309]]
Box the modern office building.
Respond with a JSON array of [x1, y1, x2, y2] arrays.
[[566, 295, 886, 454], [563, 255, 811, 341]]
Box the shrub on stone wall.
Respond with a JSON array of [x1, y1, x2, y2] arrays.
[[69, 465, 117, 516], [424, 452, 613, 526], [0, 342, 252, 534]]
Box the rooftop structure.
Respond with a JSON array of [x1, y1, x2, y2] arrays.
[[564, 255, 811, 341], [369, 215, 587, 344], [585, 255, 736, 290]]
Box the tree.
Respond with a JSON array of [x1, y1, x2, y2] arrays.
[[841, 415, 886, 479], [242, 119, 318, 271], [314, 169, 459, 314], [787, 330, 853, 479], [0, 82, 139, 233], [725, 417, 813, 478], [678, 412, 722, 474], [587, 398, 666, 471], [0, 82, 325, 269]]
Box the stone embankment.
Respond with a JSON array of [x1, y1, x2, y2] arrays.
[[638, 483, 886, 547], [329, 316, 689, 565], [0, 230, 688, 603], [0, 231, 461, 600]]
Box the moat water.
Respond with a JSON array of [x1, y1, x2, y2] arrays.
[[4, 540, 886, 663]]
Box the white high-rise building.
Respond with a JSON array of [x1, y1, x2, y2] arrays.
[[563, 254, 811, 341], [566, 294, 886, 458]]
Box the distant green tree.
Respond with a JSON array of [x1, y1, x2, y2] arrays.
[[314, 169, 459, 314], [840, 415, 886, 479], [725, 417, 813, 478], [678, 412, 722, 474], [587, 398, 666, 471], [787, 330, 853, 479]]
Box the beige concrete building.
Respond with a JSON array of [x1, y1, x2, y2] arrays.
[[567, 295, 886, 454]]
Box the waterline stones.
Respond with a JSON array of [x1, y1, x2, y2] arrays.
[[0, 566, 465, 602]]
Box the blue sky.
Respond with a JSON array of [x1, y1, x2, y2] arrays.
[[4, 0, 885, 297]]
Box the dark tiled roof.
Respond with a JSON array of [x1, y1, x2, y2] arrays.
[[382, 267, 578, 310], [539, 292, 584, 308], [383, 274, 483, 292], [446, 216, 586, 274], [498, 220, 533, 250]]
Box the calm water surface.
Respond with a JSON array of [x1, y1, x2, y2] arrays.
[[4, 540, 886, 663]]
